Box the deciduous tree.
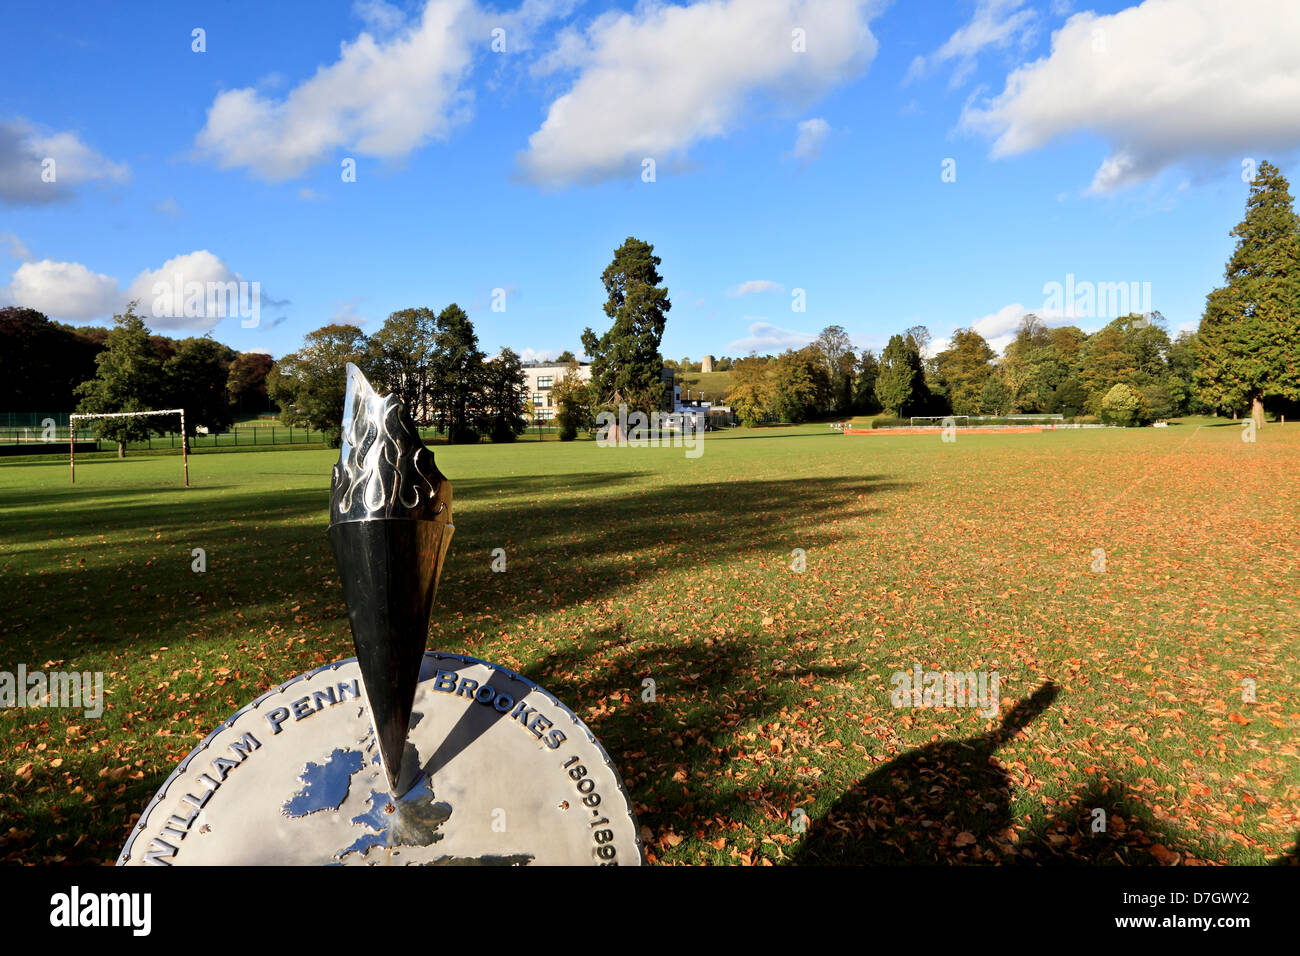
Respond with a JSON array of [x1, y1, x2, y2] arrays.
[[74, 304, 165, 457], [934, 329, 994, 415], [814, 325, 854, 412], [227, 351, 275, 415], [854, 350, 881, 414], [267, 323, 368, 445], [554, 359, 593, 439], [366, 307, 437, 421], [164, 336, 235, 439], [726, 355, 774, 427]]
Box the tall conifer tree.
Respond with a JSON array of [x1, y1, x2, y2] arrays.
[[1197, 161, 1300, 425]]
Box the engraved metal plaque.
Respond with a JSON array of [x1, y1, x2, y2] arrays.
[[118, 652, 643, 866]]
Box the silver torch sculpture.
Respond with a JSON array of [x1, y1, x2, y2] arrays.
[[328, 363, 453, 795]]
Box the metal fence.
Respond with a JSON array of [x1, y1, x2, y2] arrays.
[[0, 425, 330, 451], [0, 421, 569, 451], [0, 412, 72, 429]]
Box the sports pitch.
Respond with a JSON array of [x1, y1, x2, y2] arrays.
[[1, 421, 1296, 864]]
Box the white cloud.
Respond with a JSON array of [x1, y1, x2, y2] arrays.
[[0, 119, 129, 205], [124, 251, 261, 330], [492, 0, 586, 54], [517, 347, 562, 363], [353, 0, 407, 34], [155, 196, 183, 216], [330, 296, 370, 327], [297, 187, 325, 201], [960, 0, 1300, 192], [728, 279, 784, 297], [0, 232, 31, 261], [965, 301, 1032, 354], [3, 260, 120, 321], [3, 250, 261, 329], [519, 0, 881, 186], [931, 301, 1092, 356], [725, 320, 815, 353], [791, 117, 831, 161], [195, 0, 479, 180], [906, 0, 1037, 89]]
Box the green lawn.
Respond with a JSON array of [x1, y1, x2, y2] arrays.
[[1, 421, 1297, 865]]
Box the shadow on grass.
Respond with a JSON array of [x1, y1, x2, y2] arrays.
[[525, 626, 855, 844], [0, 472, 647, 544], [1273, 836, 1299, 866], [3, 470, 902, 651], [792, 682, 1212, 865], [1, 466, 903, 862]]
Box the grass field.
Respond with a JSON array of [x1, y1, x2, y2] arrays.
[[1, 421, 1297, 865]]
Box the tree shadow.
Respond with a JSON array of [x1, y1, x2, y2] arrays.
[[791, 682, 1218, 865], [2, 466, 904, 863], [2, 471, 904, 656], [794, 683, 1060, 864], [1272, 835, 1299, 866], [442, 473, 906, 628], [1010, 776, 1213, 865]]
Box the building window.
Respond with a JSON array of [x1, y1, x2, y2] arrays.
[[532, 393, 544, 406], [538, 376, 554, 389]]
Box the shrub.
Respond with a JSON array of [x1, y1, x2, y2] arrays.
[[489, 420, 517, 443], [1099, 383, 1149, 426], [556, 406, 578, 441]]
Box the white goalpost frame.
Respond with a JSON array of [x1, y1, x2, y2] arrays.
[[69, 408, 188, 487]]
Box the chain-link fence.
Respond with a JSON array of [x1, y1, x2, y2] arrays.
[[0, 416, 570, 453], [0, 424, 330, 452], [0, 412, 71, 429]]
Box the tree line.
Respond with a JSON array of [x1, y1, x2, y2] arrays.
[[0, 235, 671, 453], [724, 161, 1300, 428], [7, 160, 1294, 450], [268, 236, 671, 445], [267, 305, 530, 445], [0, 304, 274, 455]]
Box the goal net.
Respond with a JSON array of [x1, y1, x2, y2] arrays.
[[69, 408, 189, 486]]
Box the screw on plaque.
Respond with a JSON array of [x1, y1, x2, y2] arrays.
[[328, 363, 454, 795]]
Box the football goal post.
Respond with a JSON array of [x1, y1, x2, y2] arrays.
[[69, 408, 189, 486]]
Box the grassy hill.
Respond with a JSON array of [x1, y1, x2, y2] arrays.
[[677, 370, 734, 402]]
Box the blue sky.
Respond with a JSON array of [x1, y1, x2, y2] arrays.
[[2, 0, 1298, 361]]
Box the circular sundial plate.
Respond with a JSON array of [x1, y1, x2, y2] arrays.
[[118, 653, 643, 866]]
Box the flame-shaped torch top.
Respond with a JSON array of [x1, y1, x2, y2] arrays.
[[330, 363, 451, 524]]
